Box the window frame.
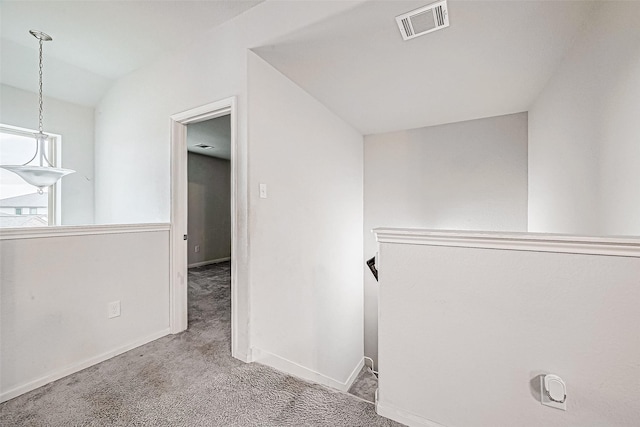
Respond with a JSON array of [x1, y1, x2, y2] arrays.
[[0, 124, 63, 226]]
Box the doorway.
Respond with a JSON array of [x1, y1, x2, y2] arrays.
[[186, 116, 231, 269], [170, 98, 246, 360], [185, 114, 232, 350]]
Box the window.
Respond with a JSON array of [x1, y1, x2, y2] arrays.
[[0, 124, 61, 228]]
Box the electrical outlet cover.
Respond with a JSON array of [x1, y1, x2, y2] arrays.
[[108, 301, 121, 319], [541, 375, 567, 410]]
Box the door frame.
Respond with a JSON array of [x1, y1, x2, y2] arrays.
[[169, 97, 243, 358]]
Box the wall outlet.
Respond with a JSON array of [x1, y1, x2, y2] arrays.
[[108, 301, 121, 319], [259, 183, 268, 199], [194, 245, 200, 253], [541, 375, 567, 411]]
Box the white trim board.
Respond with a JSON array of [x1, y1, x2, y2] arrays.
[[188, 257, 231, 268], [0, 223, 171, 241], [376, 400, 447, 427], [373, 228, 640, 258], [0, 328, 170, 403], [251, 348, 364, 393]]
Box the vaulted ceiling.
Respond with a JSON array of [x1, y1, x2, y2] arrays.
[[1, 0, 604, 136], [254, 0, 597, 135], [0, 0, 264, 106]]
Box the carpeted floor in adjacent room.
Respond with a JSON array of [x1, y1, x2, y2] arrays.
[[0, 261, 399, 426]]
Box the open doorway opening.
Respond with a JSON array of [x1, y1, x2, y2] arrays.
[[170, 98, 244, 360], [186, 116, 231, 270], [185, 115, 232, 339]]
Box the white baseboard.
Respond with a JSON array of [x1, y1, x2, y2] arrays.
[[188, 256, 231, 268], [251, 348, 364, 392], [376, 399, 447, 427], [232, 345, 253, 364], [0, 328, 170, 403], [344, 357, 365, 391]]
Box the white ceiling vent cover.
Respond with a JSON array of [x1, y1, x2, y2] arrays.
[[396, 0, 449, 41]]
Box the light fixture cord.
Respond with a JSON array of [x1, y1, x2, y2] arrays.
[[36, 35, 54, 168], [38, 37, 44, 134]]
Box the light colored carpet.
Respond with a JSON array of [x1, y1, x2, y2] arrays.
[[348, 366, 378, 403], [0, 262, 401, 426]]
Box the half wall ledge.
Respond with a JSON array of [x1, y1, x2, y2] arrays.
[[373, 228, 640, 258], [0, 223, 171, 241]]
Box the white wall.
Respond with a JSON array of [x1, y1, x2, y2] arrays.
[[595, 3, 640, 236], [0, 228, 170, 402], [187, 152, 231, 266], [364, 112, 528, 363], [0, 84, 94, 225], [93, 0, 363, 225], [247, 52, 363, 389], [528, 2, 640, 236], [377, 235, 640, 427], [93, 0, 366, 375]]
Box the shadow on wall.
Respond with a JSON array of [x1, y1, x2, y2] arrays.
[[529, 372, 544, 401]]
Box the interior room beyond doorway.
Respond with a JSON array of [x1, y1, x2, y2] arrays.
[[186, 115, 231, 270]]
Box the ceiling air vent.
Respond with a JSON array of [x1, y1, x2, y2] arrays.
[[396, 0, 449, 41], [194, 143, 214, 149]]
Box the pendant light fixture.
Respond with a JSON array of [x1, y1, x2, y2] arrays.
[[0, 30, 75, 194]]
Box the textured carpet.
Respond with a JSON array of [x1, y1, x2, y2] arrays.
[[0, 262, 401, 426], [348, 366, 378, 403]]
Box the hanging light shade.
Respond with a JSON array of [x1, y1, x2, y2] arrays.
[[0, 30, 75, 194]]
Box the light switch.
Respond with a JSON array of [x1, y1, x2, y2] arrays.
[[259, 183, 268, 199]]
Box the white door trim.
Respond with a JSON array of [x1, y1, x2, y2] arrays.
[[169, 97, 244, 359]]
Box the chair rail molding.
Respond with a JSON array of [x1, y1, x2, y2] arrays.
[[0, 223, 170, 240], [373, 228, 640, 258]]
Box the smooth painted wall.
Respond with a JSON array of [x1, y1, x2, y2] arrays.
[[377, 240, 640, 427], [0, 230, 170, 401], [93, 0, 366, 371], [528, 2, 640, 236], [0, 84, 95, 225], [248, 52, 363, 387], [364, 112, 528, 363], [93, 1, 363, 225], [187, 152, 231, 266]]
